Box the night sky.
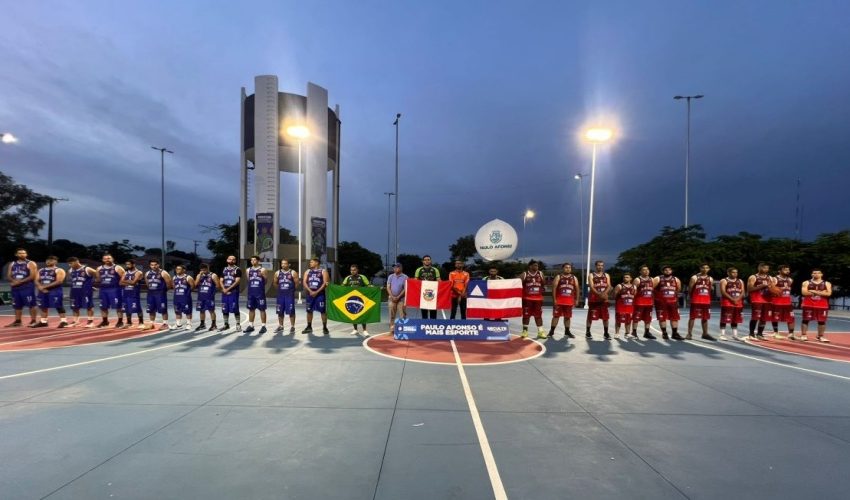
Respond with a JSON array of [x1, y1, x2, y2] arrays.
[[2, 0, 849, 265]]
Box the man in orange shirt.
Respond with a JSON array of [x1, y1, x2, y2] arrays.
[[449, 259, 470, 319]]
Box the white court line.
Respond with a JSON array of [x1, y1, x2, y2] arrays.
[[0, 329, 222, 380], [450, 339, 508, 500], [648, 326, 850, 381]]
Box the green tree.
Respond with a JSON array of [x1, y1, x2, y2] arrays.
[[395, 253, 422, 276], [203, 219, 296, 272], [614, 225, 709, 276], [805, 231, 850, 297], [449, 234, 476, 262], [86, 240, 145, 263], [0, 171, 50, 262], [337, 241, 383, 280]]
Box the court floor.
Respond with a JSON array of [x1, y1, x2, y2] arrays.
[[1, 305, 850, 500]]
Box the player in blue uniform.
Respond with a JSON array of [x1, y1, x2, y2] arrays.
[[302, 257, 330, 335], [143, 259, 172, 331], [193, 263, 219, 332], [171, 265, 194, 329], [219, 255, 243, 332], [119, 260, 144, 329], [273, 259, 299, 334], [5, 248, 38, 327], [244, 256, 268, 334], [96, 254, 126, 328], [34, 255, 68, 328], [67, 257, 97, 327]]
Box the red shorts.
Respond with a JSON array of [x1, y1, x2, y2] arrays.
[[553, 304, 573, 318], [522, 299, 543, 320], [615, 310, 633, 324], [772, 305, 794, 323], [802, 308, 828, 323], [633, 305, 653, 323], [655, 301, 680, 322], [689, 304, 711, 320], [588, 301, 610, 321], [750, 302, 771, 322], [720, 306, 743, 325]]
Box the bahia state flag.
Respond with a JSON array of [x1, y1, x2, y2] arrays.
[[406, 279, 452, 310], [327, 284, 382, 324], [465, 279, 523, 319]]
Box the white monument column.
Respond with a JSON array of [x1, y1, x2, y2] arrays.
[[254, 75, 280, 262], [304, 82, 329, 263]]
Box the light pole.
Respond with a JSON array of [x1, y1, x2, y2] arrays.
[[46, 196, 69, 247], [574, 173, 588, 292], [1, 133, 18, 144], [287, 125, 310, 304], [393, 113, 401, 264], [583, 127, 613, 309], [151, 146, 173, 268], [522, 209, 535, 259], [384, 192, 395, 271], [674, 94, 703, 227]]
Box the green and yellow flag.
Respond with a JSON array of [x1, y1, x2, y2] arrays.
[[327, 284, 382, 324]]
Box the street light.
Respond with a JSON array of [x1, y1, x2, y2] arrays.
[[583, 127, 614, 308], [1, 133, 18, 144], [287, 125, 310, 304], [393, 113, 401, 265], [574, 173, 588, 294], [674, 94, 703, 227], [384, 192, 395, 271], [523, 209, 536, 227], [151, 146, 173, 268]]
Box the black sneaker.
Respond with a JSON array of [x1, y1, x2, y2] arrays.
[[603, 332, 611, 340], [194, 323, 206, 332], [565, 331, 575, 339], [289, 327, 296, 334], [115, 320, 124, 328], [547, 331, 555, 338], [322, 326, 330, 335], [671, 332, 684, 341], [218, 323, 230, 332], [4, 320, 22, 328], [32, 322, 48, 328], [258, 326, 267, 334], [208, 324, 217, 332], [58, 321, 68, 328], [701, 333, 717, 341], [244, 326, 255, 334], [97, 320, 109, 328], [302, 326, 313, 334], [585, 332, 592, 339], [756, 333, 766, 340], [662, 332, 669, 340], [274, 326, 284, 334], [644, 332, 657, 340]]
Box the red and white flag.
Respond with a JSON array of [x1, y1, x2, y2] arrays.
[[406, 279, 453, 310], [466, 279, 523, 319]]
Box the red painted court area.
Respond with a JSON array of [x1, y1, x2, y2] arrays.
[[365, 333, 544, 365], [747, 332, 850, 363], [0, 319, 159, 351]]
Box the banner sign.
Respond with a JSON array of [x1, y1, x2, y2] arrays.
[[311, 217, 327, 263], [256, 212, 274, 262], [393, 319, 510, 341]]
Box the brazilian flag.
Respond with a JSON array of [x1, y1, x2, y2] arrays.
[[327, 284, 382, 324]]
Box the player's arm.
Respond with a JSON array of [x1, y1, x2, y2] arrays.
[[801, 281, 812, 296], [675, 278, 682, 293], [551, 275, 560, 301], [212, 274, 221, 290], [824, 282, 833, 297], [614, 284, 622, 297], [603, 273, 613, 297], [187, 276, 195, 288], [319, 269, 330, 292], [227, 269, 241, 293], [162, 271, 173, 289], [460, 272, 469, 297], [719, 279, 731, 301], [292, 271, 300, 289], [19, 261, 38, 285], [689, 275, 697, 290], [746, 275, 757, 293], [4, 262, 12, 283], [45, 268, 66, 290], [575, 276, 582, 303], [115, 265, 126, 281], [518, 271, 526, 280]]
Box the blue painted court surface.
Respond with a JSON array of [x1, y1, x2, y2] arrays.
[[2, 305, 850, 499]]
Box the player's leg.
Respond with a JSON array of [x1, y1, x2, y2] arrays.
[[521, 300, 531, 338], [534, 303, 545, 339]]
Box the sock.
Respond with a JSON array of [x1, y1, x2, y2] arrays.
[[732, 328, 738, 337], [523, 326, 528, 332], [749, 320, 757, 334], [772, 322, 779, 333], [549, 326, 555, 334], [603, 326, 609, 334], [660, 327, 667, 334], [757, 324, 765, 335], [720, 326, 726, 335], [789, 327, 794, 334]]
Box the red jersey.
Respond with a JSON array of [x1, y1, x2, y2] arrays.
[[522, 271, 544, 301], [749, 274, 772, 304], [690, 275, 713, 305], [589, 272, 610, 303], [721, 278, 744, 308], [771, 275, 793, 306], [555, 273, 578, 306], [616, 284, 636, 313], [635, 276, 655, 306], [655, 275, 679, 304], [802, 281, 829, 309]]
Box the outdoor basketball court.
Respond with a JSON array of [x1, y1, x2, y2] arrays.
[[2, 305, 850, 499]]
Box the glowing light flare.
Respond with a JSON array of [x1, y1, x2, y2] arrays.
[[584, 127, 613, 143], [1, 133, 18, 144], [286, 125, 310, 139]]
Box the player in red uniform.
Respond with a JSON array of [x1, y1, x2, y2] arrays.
[[519, 260, 545, 339], [655, 266, 684, 341], [747, 263, 773, 340], [687, 264, 715, 341], [586, 260, 612, 340], [631, 265, 657, 340], [613, 273, 636, 340], [718, 267, 745, 341], [769, 264, 795, 340], [799, 269, 832, 342], [549, 262, 579, 339]]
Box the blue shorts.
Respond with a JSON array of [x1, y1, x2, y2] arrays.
[[12, 286, 36, 309], [174, 299, 193, 315], [37, 289, 64, 310], [222, 293, 239, 314], [196, 299, 216, 312], [147, 293, 167, 315], [305, 292, 326, 313], [247, 294, 267, 311], [276, 294, 296, 316], [122, 293, 141, 315], [99, 288, 122, 310], [70, 288, 93, 311]]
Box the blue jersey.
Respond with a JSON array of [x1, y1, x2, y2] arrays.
[[221, 266, 241, 295], [196, 272, 216, 300], [10, 260, 34, 289], [305, 269, 325, 292], [38, 267, 61, 288], [146, 270, 166, 295], [277, 269, 296, 295], [123, 270, 142, 296], [173, 275, 191, 299], [70, 266, 94, 291], [98, 265, 120, 288], [247, 267, 265, 296]]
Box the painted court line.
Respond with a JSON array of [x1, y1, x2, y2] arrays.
[[0, 329, 223, 380], [450, 339, 508, 500]]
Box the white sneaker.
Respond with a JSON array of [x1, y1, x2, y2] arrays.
[[169, 323, 178, 330], [362, 330, 370, 337], [733, 333, 742, 341], [67, 321, 78, 327], [86, 322, 96, 329], [351, 328, 359, 336], [719, 333, 728, 341]]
